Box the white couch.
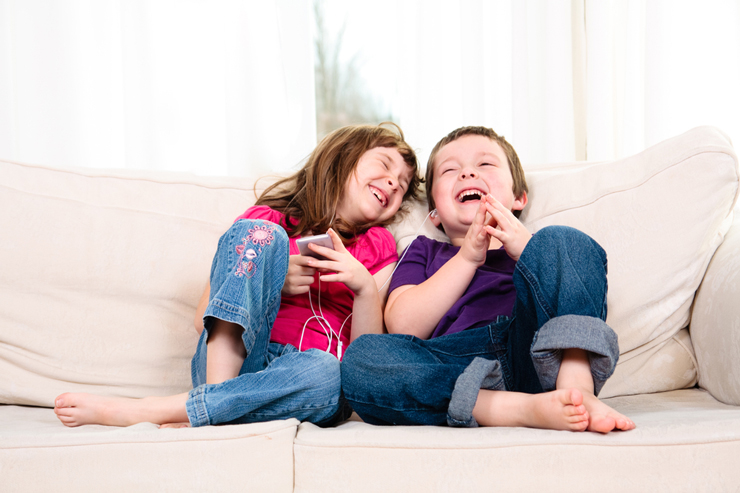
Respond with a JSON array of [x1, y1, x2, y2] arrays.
[[1, 126, 739, 492]]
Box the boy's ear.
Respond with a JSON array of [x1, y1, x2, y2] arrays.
[[430, 210, 442, 228], [512, 191, 528, 212]]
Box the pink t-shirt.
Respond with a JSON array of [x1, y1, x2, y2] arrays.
[[234, 206, 398, 357]]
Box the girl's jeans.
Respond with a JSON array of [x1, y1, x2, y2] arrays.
[[185, 219, 348, 427], [341, 226, 620, 427]]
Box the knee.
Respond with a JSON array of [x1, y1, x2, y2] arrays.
[[302, 349, 342, 393], [341, 334, 397, 394], [230, 219, 289, 250], [531, 226, 606, 264], [341, 334, 378, 374]]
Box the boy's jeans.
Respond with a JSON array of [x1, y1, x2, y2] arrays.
[[341, 226, 619, 427], [186, 219, 347, 427]]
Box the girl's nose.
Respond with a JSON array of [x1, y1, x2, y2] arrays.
[[461, 169, 477, 179]]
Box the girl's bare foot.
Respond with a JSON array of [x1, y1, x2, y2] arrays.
[[54, 392, 189, 427], [474, 388, 590, 431], [581, 392, 635, 433], [159, 422, 192, 429]]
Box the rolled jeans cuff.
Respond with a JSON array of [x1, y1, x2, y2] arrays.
[[531, 315, 619, 395], [447, 357, 506, 428], [186, 385, 210, 427], [203, 299, 255, 353]]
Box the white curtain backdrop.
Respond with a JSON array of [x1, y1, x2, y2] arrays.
[[1, 0, 739, 175], [0, 0, 316, 177]]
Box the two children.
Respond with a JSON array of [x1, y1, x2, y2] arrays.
[[341, 126, 635, 433], [55, 122, 633, 434]]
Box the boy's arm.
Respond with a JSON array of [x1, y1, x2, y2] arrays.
[[384, 252, 478, 339], [385, 200, 493, 339]]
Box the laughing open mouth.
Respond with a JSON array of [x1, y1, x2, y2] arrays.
[[456, 189, 485, 203], [371, 186, 388, 207]]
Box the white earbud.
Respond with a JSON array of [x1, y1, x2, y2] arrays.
[[430, 209, 438, 218]]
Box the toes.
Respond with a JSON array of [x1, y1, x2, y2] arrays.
[[569, 388, 583, 407]]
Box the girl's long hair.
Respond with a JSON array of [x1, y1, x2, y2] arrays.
[[256, 123, 421, 242]]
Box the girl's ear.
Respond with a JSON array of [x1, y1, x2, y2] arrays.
[[512, 191, 528, 212]]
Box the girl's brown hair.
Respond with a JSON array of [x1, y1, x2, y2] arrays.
[[256, 123, 421, 241]]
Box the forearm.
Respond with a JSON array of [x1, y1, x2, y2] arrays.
[[385, 252, 478, 338], [348, 288, 384, 342]]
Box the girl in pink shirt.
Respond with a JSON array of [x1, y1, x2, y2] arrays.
[[54, 123, 421, 428]]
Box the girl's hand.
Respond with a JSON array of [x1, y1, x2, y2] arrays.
[[305, 228, 375, 296], [281, 255, 316, 296], [459, 200, 494, 267], [483, 194, 532, 261]]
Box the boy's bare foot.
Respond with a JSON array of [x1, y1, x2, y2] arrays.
[[474, 388, 590, 431], [581, 392, 635, 433], [54, 392, 189, 427]]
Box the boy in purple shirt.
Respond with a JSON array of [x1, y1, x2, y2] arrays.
[[341, 126, 635, 433]]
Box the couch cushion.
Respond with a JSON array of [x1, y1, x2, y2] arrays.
[[0, 406, 297, 492], [0, 161, 262, 406], [389, 126, 739, 398], [294, 389, 740, 491]]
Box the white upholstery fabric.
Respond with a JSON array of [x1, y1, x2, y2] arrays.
[[692, 211, 740, 405], [294, 389, 740, 492], [390, 126, 739, 398], [0, 162, 261, 406], [0, 406, 297, 492]]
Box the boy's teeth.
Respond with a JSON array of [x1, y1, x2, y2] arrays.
[[457, 190, 483, 202]]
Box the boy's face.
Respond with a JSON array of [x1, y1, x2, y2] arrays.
[[430, 135, 527, 242]]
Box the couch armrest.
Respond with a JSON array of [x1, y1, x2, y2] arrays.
[[692, 211, 740, 405]]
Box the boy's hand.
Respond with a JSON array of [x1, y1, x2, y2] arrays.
[[304, 228, 375, 296], [282, 255, 316, 296], [459, 200, 495, 267], [483, 194, 531, 261]]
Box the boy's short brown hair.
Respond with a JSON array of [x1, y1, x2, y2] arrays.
[[425, 126, 528, 218]]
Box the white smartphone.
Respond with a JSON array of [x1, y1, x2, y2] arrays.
[[296, 233, 334, 260]]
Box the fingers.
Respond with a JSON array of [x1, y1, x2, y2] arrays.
[[484, 195, 513, 228], [307, 228, 346, 261]]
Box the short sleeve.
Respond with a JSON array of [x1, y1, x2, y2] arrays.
[[350, 226, 399, 275], [388, 236, 434, 293]]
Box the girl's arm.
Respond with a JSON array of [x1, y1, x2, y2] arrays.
[[194, 283, 210, 335]]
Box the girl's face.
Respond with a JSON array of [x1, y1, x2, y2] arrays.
[[335, 146, 412, 225]]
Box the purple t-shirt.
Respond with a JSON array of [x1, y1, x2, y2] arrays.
[[389, 235, 517, 339]]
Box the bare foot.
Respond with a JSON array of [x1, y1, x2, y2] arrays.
[[54, 392, 189, 427], [581, 392, 635, 433], [159, 422, 192, 429], [474, 388, 590, 431]]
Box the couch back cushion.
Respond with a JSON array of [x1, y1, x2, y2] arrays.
[[1, 126, 738, 405], [390, 126, 738, 398], [0, 163, 262, 405]]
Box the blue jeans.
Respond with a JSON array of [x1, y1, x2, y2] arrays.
[[186, 219, 349, 427], [341, 226, 619, 427]]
